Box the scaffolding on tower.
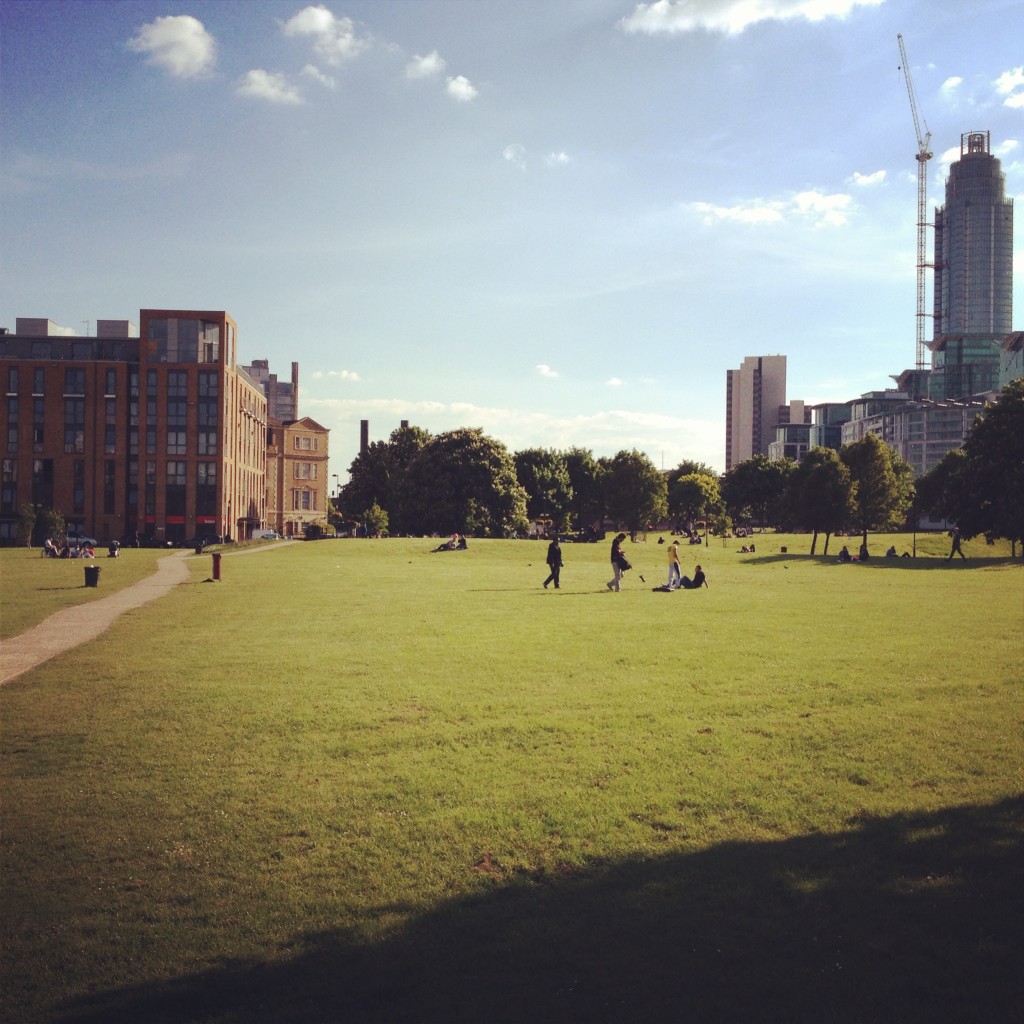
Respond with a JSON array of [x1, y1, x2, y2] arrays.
[[897, 33, 933, 371]]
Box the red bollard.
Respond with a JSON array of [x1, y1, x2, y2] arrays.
[[212, 551, 222, 581]]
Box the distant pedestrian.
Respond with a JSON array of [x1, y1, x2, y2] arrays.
[[607, 533, 628, 591], [666, 540, 681, 590], [679, 564, 709, 590], [543, 536, 563, 589], [947, 526, 966, 561]]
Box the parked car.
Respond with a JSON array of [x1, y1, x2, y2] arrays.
[[252, 529, 279, 540], [67, 533, 98, 547]]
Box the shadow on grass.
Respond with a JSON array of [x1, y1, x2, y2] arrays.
[[57, 797, 1023, 1024], [745, 552, 1020, 571]]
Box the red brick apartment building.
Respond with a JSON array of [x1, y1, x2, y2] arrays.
[[0, 310, 327, 545]]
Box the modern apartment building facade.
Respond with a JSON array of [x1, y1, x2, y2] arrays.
[[725, 355, 787, 472], [0, 310, 283, 546]]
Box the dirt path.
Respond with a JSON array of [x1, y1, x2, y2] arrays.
[[1, 551, 191, 686]]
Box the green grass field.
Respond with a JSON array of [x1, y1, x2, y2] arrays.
[[1, 534, 1022, 1023]]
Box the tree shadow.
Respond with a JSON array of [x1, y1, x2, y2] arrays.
[[745, 552, 1017, 571], [56, 797, 1023, 1024]]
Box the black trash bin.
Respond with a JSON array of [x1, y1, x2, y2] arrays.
[[84, 565, 101, 588]]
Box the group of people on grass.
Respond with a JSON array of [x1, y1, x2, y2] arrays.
[[540, 534, 709, 592]]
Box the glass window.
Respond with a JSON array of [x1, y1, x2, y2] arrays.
[[64, 368, 86, 395], [105, 369, 117, 396], [33, 368, 45, 394], [6, 367, 18, 394]]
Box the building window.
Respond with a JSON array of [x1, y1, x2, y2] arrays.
[[167, 371, 187, 398], [6, 367, 18, 394], [73, 460, 85, 515], [167, 400, 187, 426], [104, 369, 117, 396], [198, 431, 218, 455], [165, 460, 187, 515], [33, 398, 44, 452], [293, 462, 317, 480], [32, 459, 54, 508], [199, 371, 218, 398], [1, 459, 16, 514], [148, 318, 220, 364], [105, 398, 117, 454], [64, 398, 85, 453], [64, 368, 86, 395], [292, 488, 316, 511], [197, 462, 217, 516], [6, 397, 18, 453], [104, 460, 116, 515], [167, 431, 188, 455], [145, 461, 156, 516], [33, 367, 45, 394], [128, 461, 138, 515]]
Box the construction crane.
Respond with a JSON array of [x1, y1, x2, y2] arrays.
[[897, 33, 932, 371]]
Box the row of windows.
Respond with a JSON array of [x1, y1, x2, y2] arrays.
[[5, 366, 221, 399]]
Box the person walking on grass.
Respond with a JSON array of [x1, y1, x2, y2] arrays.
[[543, 536, 563, 589], [947, 526, 966, 561], [666, 539, 682, 590], [607, 532, 628, 591], [679, 564, 709, 590]]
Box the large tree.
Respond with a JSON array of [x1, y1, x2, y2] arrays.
[[721, 454, 795, 529], [404, 428, 528, 537], [514, 448, 574, 531], [841, 433, 915, 552], [916, 378, 1024, 554], [670, 473, 722, 532], [603, 449, 668, 537], [784, 447, 853, 555], [340, 425, 430, 535], [563, 447, 607, 532]]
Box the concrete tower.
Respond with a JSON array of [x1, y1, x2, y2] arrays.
[[725, 355, 787, 471], [930, 130, 1014, 399]]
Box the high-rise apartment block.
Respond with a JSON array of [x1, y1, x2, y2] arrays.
[[725, 355, 787, 471], [930, 130, 1014, 399]]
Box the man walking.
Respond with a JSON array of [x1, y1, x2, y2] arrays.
[[543, 536, 563, 589]]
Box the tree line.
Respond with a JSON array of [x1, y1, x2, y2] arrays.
[[334, 379, 1023, 554]]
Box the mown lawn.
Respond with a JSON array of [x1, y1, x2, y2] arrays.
[[1, 534, 1022, 1023]]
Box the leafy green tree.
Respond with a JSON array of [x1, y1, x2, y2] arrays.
[[785, 447, 853, 555], [361, 501, 389, 538], [563, 447, 606, 532], [514, 448, 574, 531], [603, 449, 668, 538], [405, 428, 528, 537], [917, 379, 1024, 554], [340, 425, 431, 535], [721, 454, 795, 529], [841, 433, 915, 553], [16, 502, 36, 547], [37, 506, 66, 544], [670, 473, 721, 531]]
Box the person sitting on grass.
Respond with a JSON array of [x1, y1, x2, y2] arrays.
[[837, 545, 852, 563], [679, 564, 708, 589]]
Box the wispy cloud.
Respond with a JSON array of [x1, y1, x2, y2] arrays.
[[446, 75, 478, 102], [849, 170, 886, 187], [535, 364, 559, 378], [606, 377, 625, 387], [545, 151, 571, 167], [689, 189, 854, 227], [940, 75, 962, 97], [406, 50, 447, 79], [302, 64, 336, 89], [282, 5, 369, 65], [995, 66, 1024, 108], [127, 15, 216, 78], [236, 70, 303, 104], [311, 369, 362, 381], [503, 143, 527, 170], [619, 0, 884, 36]]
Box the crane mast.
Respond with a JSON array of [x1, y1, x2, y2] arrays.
[[897, 33, 932, 371]]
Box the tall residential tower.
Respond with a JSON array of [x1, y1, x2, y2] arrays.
[[930, 130, 1014, 399], [725, 355, 787, 471]]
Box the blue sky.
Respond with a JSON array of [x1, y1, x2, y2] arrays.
[[2, 0, 1021, 479]]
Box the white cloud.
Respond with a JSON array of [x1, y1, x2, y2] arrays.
[[1004, 91, 1024, 110], [236, 70, 303, 105], [406, 50, 446, 79], [606, 377, 625, 387], [446, 75, 478, 102], [535, 364, 559, 378], [995, 66, 1024, 95], [940, 75, 962, 97], [619, 0, 883, 36], [689, 189, 853, 227], [849, 169, 886, 186], [545, 151, 571, 167], [301, 64, 336, 89], [283, 5, 369, 65], [127, 15, 216, 78], [503, 143, 527, 170], [311, 369, 361, 381]]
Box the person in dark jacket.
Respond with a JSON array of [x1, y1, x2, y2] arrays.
[[679, 564, 709, 589], [543, 537, 563, 589], [607, 533, 628, 591]]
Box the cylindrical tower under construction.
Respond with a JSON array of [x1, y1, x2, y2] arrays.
[[930, 130, 1014, 399]]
